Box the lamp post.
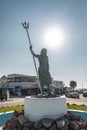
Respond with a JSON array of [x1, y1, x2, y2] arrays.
[[81, 83, 83, 89]]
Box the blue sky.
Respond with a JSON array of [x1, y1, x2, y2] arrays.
[[0, 0, 87, 88]]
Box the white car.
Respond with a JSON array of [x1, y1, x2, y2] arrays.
[[83, 91, 87, 97]]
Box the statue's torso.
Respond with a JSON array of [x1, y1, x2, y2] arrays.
[[39, 55, 49, 72]]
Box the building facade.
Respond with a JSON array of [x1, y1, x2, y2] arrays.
[[8, 74, 39, 96], [0, 74, 65, 96], [51, 80, 64, 94]]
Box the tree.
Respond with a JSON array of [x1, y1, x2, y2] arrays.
[[1, 75, 7, 78], [69, 80, 77, 91]]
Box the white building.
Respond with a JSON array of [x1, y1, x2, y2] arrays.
[[51, 80, 64, 94], [8, 74, 39, 96]]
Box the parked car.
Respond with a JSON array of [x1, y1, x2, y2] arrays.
[[83, 91, 87, 97], [66, 92, 79, 98]]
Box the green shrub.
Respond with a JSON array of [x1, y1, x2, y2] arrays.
[[67, 104, 87, 111], [0, 105, 24, 113]]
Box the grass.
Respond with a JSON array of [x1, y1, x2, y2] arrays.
[[0, 104, 87, 113], [0, 105, 24, 113], [67, 103, 87, 111]]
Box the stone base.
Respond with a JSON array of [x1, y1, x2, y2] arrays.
[[3, 110, 87, 130], [24, 96, 67, 121]]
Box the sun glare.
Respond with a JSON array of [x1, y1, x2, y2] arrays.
[[43, 26, 66, 49]]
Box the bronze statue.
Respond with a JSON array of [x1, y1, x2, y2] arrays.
[[30, 46, 52, 94]]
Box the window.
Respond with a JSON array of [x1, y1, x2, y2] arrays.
[[15, 86, 20, 92]]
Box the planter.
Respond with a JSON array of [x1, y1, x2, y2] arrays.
[[24, 96, 67, 121]]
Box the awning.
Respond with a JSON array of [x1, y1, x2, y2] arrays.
[[0, 86, 8, 89]]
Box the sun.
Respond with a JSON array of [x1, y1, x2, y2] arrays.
[[43, 26, 66, 49]]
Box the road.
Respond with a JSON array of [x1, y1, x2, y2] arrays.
[[0, 94, 87, 107], [67, 94, 87, 105], [0, 97, 24, 107]]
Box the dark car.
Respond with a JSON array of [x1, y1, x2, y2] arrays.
[[83, 91, 87, 97]]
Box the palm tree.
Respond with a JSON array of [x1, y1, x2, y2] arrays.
[[69, 80, 77, 91]]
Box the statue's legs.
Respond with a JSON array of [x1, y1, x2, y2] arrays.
[[39, 70, 52, 95]]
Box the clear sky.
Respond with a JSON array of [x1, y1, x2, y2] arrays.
[[0, 0, 87, 88]]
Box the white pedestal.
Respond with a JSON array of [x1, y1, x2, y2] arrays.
[[24, 96, 67, 121]]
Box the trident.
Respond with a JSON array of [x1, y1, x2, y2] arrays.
[[22, 22, 42, 95]]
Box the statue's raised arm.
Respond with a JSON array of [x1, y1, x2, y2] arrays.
[[30, 45, 40, 58]]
